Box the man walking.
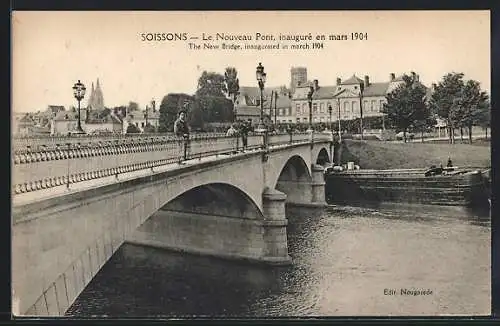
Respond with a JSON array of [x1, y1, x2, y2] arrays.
[[174, 111, 190, 162]]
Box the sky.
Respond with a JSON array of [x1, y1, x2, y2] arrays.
[[12, 10, 490, 113]]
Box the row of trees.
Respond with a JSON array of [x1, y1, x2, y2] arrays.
[[158, 68, 240, 132], [382, 72, 490, 143]]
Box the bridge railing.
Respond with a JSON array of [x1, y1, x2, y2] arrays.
[[12, 132, 329, 196]]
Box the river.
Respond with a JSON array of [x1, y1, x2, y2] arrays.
[[66, 202, 490, 317]]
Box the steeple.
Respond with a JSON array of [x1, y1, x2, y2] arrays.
[[92, 78, 104, 110]]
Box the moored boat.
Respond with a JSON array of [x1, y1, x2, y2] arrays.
[[325, 167, 490, 207]]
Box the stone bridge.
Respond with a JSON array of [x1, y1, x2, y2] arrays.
[[11, 131, 333, 316]]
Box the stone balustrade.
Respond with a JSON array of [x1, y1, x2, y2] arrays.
[[12, 132, 330, 196]]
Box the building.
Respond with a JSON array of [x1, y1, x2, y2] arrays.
[[292, 79, 338, 124], [13, 113, 36, 135], [234, 86, 291, 125], [85, 114, 123, 134], [329, 73, 409, 122], [123, 106, 160, 133], [290, 67, 308, 92], [270, 95, 294, 124], [51, 110, 80, 135]]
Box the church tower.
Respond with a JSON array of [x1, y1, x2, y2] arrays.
[[87, 79, 105, 111]]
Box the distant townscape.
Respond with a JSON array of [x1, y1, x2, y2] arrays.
[[13, 66, 490, 143]]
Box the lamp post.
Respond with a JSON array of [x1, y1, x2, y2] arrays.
[[359, 88, 364, 140], [307, 86, 314, 132], [328, 104, 334, 162], [328, 104, 333, 133], [255, 62, 267, 133], [337, 97, 342, 142], [274, 90, 278, 125], [72, 80, 86, 134]]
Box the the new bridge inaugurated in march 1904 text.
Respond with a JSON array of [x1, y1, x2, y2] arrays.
[[12, 131, 333, 316]]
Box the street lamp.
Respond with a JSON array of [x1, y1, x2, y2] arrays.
[[255, 62, 267, 133], [72, 80, 86, 134], [359, 88, 364, 140], [307, 86, 314, 132], [328, 104, 333, 133], [337, 97, 342, 142], [328, 104, 334, 162], [274, 90, 278, 125]]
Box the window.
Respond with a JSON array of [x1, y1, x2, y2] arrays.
[[371, 100, 376, 112], [296, 118, 300, 123], [279, 108, 283, 116], [256, 99, 260, 106], [352, 101, 357, 113], [141, 122, 145, 127], [303, 117, 307, 122], [302, 103, 307, 113], [344, 102, 349, 113], [379, 100, 384, 112], [313, 103, 318, 114], [296, 104, 301, 114], [363, 100, 368, 110]]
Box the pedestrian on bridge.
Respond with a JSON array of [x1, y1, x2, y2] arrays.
[[240, 121, 250, 152], [174, 111, 190, 162]]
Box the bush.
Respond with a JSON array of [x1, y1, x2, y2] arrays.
[[126, 124, 141, 134]]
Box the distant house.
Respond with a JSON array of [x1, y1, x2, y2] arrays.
[[123, 107, 160, 133], [14, 113, 36, 135], [51, 111, 79, 135], [85, 113, 122, 134], [46, 105, 65, 118], [234, 86, 291, 125]]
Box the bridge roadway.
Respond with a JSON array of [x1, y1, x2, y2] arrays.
[[12, 131, 333, 316]]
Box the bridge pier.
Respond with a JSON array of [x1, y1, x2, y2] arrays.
[[276, 164, 327, 208], [262, 187, 291, 263], [311, 164, 327, 206]]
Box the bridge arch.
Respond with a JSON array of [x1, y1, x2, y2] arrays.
[[315, 147, 330, 166], [274, 155, 313, 205], [158, 182, 265, 220]]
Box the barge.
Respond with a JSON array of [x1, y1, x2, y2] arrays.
[[325, 167, 490, 207]]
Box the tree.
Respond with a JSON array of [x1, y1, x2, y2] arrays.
[[451, 80, 489, 143], [193, 95, 234, 123], [127, 101, 140, 112], [475, 99, 491, 140], [112, 106, 127, 118], [143, 123, 156, 133], [158, 93, 193, 132], [195, 71, 227, 98], [193, 71, 233, 125], [382, 74, 429, 143], [126, 123, 140, 134], [224, 67, 240, 121], [429, 72, 465, 144]]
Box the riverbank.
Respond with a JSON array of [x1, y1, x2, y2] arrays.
[[338, 140, 491, 170]]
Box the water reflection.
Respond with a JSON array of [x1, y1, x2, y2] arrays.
[[67, 203, 490, 317]]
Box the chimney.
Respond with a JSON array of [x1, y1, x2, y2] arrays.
[[431, 83, 437, 92], [313, 79, 319, 91], [336, 77, 341, 85], [390, 73, 395, 81], [411, 71, 416, 80], [364, 75, 370, 88], [415, 74, 420, 82]]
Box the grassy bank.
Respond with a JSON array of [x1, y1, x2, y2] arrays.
[[339, 140, 491, 170]]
